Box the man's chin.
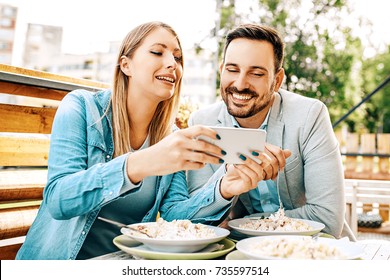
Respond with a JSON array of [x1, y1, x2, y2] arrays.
[[227, 107, 253, 119]]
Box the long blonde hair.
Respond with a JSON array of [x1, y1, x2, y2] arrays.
[[111, 21, 183, 157]]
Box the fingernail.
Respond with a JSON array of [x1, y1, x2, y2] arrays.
[[219, 158, 224, 163], [252, 151, 259, 156], [216, 134, 221, 140], [239, 154, 246, 161], [221, 150, 227, 155]]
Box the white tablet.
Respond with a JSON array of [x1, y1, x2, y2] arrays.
[[197, 126, 267, 164]]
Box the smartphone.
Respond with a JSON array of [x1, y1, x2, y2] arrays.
[[197, 126, 267, 164]]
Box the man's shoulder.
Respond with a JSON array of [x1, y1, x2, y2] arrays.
[[279, 88, 322, 106], [279, 90, 328, 124], [190, 101, 225, 125], [194, 101, 225, 115]]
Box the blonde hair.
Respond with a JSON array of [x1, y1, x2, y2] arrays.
[[111, 21, 183, 157]]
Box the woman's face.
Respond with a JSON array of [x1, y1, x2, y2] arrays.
[[124, 27, 183, 104]]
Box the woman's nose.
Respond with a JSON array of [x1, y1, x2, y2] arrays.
[[166, 55, 177, 70]]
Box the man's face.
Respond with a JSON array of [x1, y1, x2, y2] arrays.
[[220, 38, 283, 119]]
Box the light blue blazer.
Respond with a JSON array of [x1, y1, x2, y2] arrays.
[[188, 89, 355, 239]]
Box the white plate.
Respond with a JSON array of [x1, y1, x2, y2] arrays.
[[121, 223, 230, 253], [225, 250, 249, 260], [236, 235, 364, 260], [228, 217, 325, 236], [113, 235, 235, 260]]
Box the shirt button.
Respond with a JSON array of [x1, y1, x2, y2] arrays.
[[106, 155, 110, 159], [109, 191, 113, 196], [82, 231, 86, 235]]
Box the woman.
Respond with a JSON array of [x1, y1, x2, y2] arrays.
[[16, 21, 268, 260]]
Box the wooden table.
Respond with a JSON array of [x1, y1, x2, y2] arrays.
[[92, 240, 390, 260]]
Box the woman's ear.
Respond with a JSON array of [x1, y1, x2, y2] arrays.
[[119, 55, 132, 77]]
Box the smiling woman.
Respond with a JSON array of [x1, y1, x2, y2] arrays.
[[14, 21, 235, 260], [3, 20, 276, 260]]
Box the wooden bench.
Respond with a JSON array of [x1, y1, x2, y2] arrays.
[[345, 179, 390, 237], [0, 64, 109, 259]]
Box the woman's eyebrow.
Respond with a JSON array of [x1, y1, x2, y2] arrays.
[[151, 43, 181, 52]]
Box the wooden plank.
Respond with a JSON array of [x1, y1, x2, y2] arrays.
[[377, 134, 390, 221], [0, 64, 110, 91], [345, 133, 359, 171], [0, 169, 48, 186], [0, 136, 50, 166], [377, 134, 390, 174], [344, 170, 390, 180], [359, 243, 380, 260], [372, 243, 390, 260], [0, 242, 23, 260], [0, 185, 44, 202], [0, 104, 57, 133], [0, 80, 67, 101], [0, 206, 39, 239], [361, 133, 376, 173]]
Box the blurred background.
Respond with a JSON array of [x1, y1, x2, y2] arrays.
[[1, 0, 389, 133]]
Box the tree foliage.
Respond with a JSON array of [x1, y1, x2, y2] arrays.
[[360, 47, 390, 133], [197, 0, 389, 132]]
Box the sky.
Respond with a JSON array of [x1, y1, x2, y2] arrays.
[[3, 0, 390, 65]]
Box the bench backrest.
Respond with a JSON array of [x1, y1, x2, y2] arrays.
[[0, 64, 109, 259], [344, 179, 390, 236]]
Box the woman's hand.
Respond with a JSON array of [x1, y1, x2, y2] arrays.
[[126, 125, 225, 183]]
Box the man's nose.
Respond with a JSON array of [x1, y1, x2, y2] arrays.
[[234, 73, 249, 91]]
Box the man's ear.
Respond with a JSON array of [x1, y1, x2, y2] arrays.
[[274, 68, 285, 92], [219, 62, 223, 73], [119, 55, 132, 76]]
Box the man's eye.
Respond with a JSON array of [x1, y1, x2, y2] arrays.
[[227, 68, 238, 72], [254, 73, 264, 77], [150, 51, 162, 56]]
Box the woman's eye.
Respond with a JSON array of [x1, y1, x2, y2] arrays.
[[174, 56, 183, 62], [150, 51, 162, 56]]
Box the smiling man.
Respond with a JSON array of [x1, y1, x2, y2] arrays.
[[187, 23, 355, 240]]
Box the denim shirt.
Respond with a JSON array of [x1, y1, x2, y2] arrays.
[[16, 89, 230, 260]]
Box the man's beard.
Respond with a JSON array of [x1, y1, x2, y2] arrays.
[[222, 84, 274, 118]]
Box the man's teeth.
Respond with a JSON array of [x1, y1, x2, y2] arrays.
[[157, 76, 174, 83], [232, 93, 251, 100]]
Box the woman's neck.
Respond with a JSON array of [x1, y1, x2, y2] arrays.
[[127, 98, 157, 150]]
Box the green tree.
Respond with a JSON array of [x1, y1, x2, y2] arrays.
[[197, 0, 388, 132], [360, 46, 390, 133], [253, 0, 365, 126]]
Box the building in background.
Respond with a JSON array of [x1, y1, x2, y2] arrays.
[[0, 3, 17, 64], [33, 35, 217, 106], [182, 48, 216, 105], [23, 23, 62, 70], [16, 21, 216, 107]]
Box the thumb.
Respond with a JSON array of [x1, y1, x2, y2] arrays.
[[283, 149, 292, 158]]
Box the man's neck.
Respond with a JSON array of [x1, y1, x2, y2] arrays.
[[235, 94, 274, 128]]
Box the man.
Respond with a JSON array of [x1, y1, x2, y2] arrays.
[[188, 23, 355, 239]]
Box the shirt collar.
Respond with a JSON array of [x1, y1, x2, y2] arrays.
[[230, 109, 271, 130]]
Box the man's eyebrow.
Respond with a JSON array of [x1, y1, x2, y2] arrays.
[[225, 62, 268, 72]]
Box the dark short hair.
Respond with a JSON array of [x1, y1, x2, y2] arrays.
[[223, 23, 284, 73]]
